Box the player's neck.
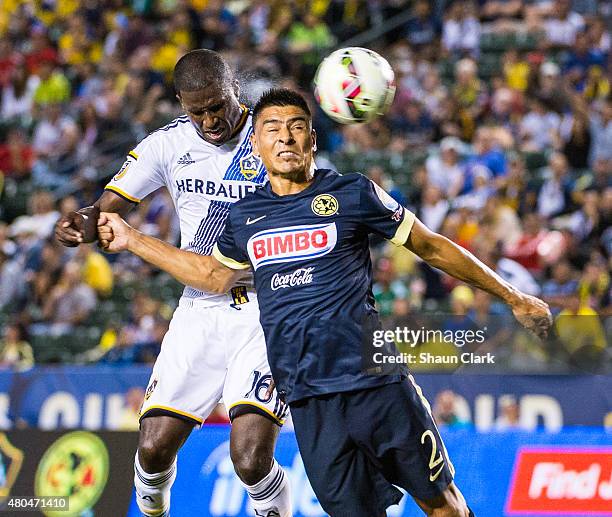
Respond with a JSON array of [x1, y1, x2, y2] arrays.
[[269, 165, 315, 196]]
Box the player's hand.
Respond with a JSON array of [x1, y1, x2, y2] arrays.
[[511, 294, 553, 340], [55, 206, 100, 246], [97, 212, 133, 253]]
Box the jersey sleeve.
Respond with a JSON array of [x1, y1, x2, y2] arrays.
[[104, 135, 166, 203], [359, 176, 415, 246], [212, 212, 251, 270]]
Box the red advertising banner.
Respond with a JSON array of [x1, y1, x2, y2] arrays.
[[506, 448, 612, 514]]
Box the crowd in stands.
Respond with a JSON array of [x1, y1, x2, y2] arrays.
[[0, 0, 609, 372]]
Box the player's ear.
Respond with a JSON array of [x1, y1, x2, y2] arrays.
[[311, 128, 317, 153], [250, 133, 259, 157], [233, 79, 240, 99]]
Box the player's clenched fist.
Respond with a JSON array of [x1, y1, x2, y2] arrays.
[[97, 212, 133, 253], [511, 294, 553, 340], [55, 205, 100, 247]]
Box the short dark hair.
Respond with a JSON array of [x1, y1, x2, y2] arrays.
[[174, 49, 233, 93], [252, 88, 311, 126]]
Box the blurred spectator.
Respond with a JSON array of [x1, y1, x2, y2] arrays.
[[390, 100, 434, 148], [118, 387, 145, 430], [563, 31, 607, 93], [542, 0, 585, 48], [287, 13, 334, 85], [442, 1, 481, 58], [78, 246, 114, 298], [556, 93, 591, 169], [503, 50, 530, 92], [536, 153, 575, 219], [519, 96, 561, 152], [433, 390, 470, 428], [505, 213, 549, 274], [589, 96, 612, 164], [201, 0, 238, 51], [419, 185, 450, 233], [542, 260, 579, 312], [425, 137, 465, 198], [452, 59, 488, 140], [0, 128, 34, 180], [479, 244, 541, 296], [9, 191, 59, 241], [0, 322, 33, 371], [0, 246, 23, 310], [32, 60, 71, 106], [373, 258, 408, 319], [1, 60, 40, 123], [555, 295, 607, 368], [36, 261, 97, 335], [495, 396, 521, 430], [404, 0, 438, 49]]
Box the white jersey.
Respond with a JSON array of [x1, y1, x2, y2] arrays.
[[105, 109, 266, 305]]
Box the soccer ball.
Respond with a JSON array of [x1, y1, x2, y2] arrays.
[[313, 47, 396, 124]]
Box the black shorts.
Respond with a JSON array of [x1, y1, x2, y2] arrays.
[[290, 377, 454, 517]]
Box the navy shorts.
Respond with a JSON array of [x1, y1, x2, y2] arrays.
[[290, 376, 455, 517]]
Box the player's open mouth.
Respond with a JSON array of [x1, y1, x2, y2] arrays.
[[278, 151, 298, 158], [205, 127, 225, 140]]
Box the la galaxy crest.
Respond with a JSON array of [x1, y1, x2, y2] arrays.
[[239, 154, 261, 180]]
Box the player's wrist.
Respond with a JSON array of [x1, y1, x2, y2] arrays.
[[126, 225, 143, 253]]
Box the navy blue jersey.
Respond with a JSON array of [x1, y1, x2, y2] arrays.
[[213, 169, 415, 403]]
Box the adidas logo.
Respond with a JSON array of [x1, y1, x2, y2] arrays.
[[177, 152, 195, 165]]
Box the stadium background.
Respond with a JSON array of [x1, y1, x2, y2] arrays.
[[0, 0, 610, 515]]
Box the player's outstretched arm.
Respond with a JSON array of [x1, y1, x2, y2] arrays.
[[404, 218, 552, 339], [55, 191, 136, 247], [97, 213, 239, 294]]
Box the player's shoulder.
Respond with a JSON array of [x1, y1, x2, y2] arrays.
[[134, 116, 192, 148], [316, 169, 370, 192]]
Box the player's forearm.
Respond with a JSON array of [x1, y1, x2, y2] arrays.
[[94, 190, 135, 218], [412, 232, 523, 305], [128, 231, 230, 293]]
